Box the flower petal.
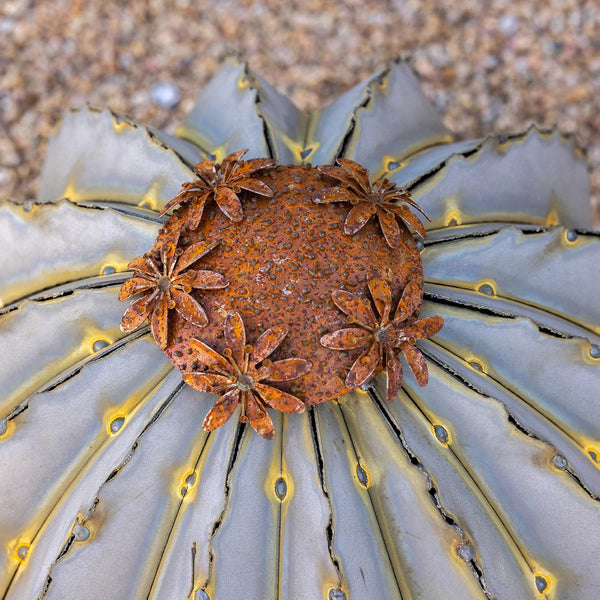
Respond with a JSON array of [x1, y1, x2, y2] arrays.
[[183, 373, 234, 393], [337, 157, 372, 194], [186, 192, 210, 230], [317, 165, 364, 196], [127, 255, 158, 278], [393, 276, 423, 322], [190, 338, 232, 373], [254, 384, 305, 414], [224, 311, 246, 364], [160, 238, 178, 273], [320, 327, 372, 350], [252, 325, 288, 363], [258, 358, 312, 382], [118, 276, 154, 301], [234, 157, 277, 176], [202, 388, 241, 432], [312, 186, 352, 204], [391, 204, 427, 238], [345, 342, 381, 390], [175, 239, 220, 274], [120, 292, 155, 332], [220, 149, 248, 178], [401, 342, 429, 386], [174, 269, 229, 289], [368, 278, 392, 321], [385, 348, 403, 402], [214, 186, 243, 222], [344, 202, 374, 235], [244, 392, 275, 440], [331, 289, 377, 328], [236, 178, 274, 197], [404, 316, 444, 340], [194, 159, 218, 185], [151, 294, 169, 349], [171, 288, 209, 327], [377, 209, 401, 248]]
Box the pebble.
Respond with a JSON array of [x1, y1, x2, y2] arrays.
[[0, 1, 598, 226]]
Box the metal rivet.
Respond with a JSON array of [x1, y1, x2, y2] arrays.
[[101, 265, 116, 276], [535, 575, 549, 593], [387, 160, 400, 170], [434, 424, 449, 444], [140, 201, 152, 209], [589, 345, 600, 359], [110, 417, 124, 434], [185, 473, 196, 488], [356, 463, 369, 488], [552, 454, 568, 470], [416, 239, 425, 252], [180, 486, 188, 498], [274, 477, 287, 501], [328, 588, 347, 600], [359, 380, 374, 392], [566, 230, 578, 242], [73, 524, 90, 542], [588, 450, 598, 463], [17, 545, 28, 560], [478, 283, 494, 296], [0, 420, 7, 437], [300, 148, 312, 159], [469, 360, 483, 372], [93, 339, 109, 352], [194, 590, 210, 600], [456, 542, 475, 562], [447, 218, 458, 226], [22, 199, 34, 212]]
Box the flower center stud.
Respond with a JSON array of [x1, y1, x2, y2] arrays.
[[158, 276, 171, 292]]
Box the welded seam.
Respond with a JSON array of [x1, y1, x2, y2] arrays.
[[307, 407, 345, 590], [423, 341, 600, 503], [0, 275, 128, 316], [199, 421, 248, 593], [145, 431, 212, 599], [1, 366, 175, 600], [2, 327, 151, 424], [35, 380, 185, 600], [424, 283, 598, 341], [334, 402, 407, 599]]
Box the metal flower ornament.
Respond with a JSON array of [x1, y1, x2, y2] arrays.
[[1, 58, 599, 600]]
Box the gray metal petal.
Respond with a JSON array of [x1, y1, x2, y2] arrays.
[[175, 59, 271, 161], [411, 127, 591, 230], [370, 377, 537, 600], [0, 288, 129, 417], [0, 335, 173, 596], [420, 301, 600, 496], [38, 108, 193, 210], [309, 59, 451, 172], [382, 359, 600, 599], [338, 391, 485, 599], [0, 199, 158, 309], [42, 384, 214, 600], [422, 226, 600, 340]]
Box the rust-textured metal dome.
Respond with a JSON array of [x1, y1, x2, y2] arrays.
[[0, 57, 599, 600]]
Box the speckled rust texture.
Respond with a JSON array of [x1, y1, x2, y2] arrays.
[[161, 165, 423, 404]]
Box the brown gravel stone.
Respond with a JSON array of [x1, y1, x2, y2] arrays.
[[1, 0, 598, 225]]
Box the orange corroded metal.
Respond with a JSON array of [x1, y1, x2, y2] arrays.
[[119, 233, 229, 349], [183, 311, 311, 439], [119, 151, 442, 436], [321, 278, 444, 402], [314, 157, 429, 248]]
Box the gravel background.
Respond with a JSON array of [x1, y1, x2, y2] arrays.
[[1, 0, 599, 225]]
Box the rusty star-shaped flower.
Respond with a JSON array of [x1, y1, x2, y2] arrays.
[[320, 278, 444, 401], [158, 149, 276, 227], [314, 157, 429, 248], [183, 311, 312, 439], [119, 234, 229, 350]]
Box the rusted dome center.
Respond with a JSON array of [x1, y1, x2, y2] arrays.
[[161, 164, 423, 404]]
